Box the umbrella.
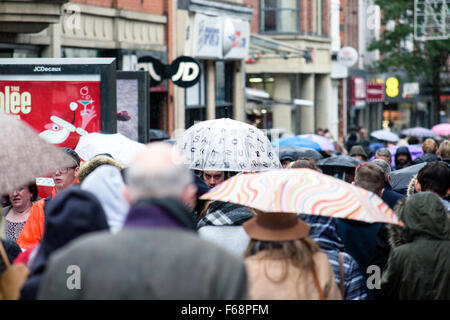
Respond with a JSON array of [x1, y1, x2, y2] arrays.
[[175, 118, 281, 172], [316, 155, 363, 169], [200, 169, 402, 225], [75, 132, 146, 166], [390, 162, 427, 191], [387, 145, 422, 165], [370, 130, 399, 143], [0, 113, 74, 195], [369, 142, 385, 153], [400, 127, 437, 138], [263, 128, 294, 141], [271, 136, 322, 151], [148, 129, 170, 141], [299, 134, 336, 151], [431, 123, 450, 136], [278, 146, 323, 162]]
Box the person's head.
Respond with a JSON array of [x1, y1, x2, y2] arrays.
[[415, 161, 450, 198], [288, 158, 319, 171], [371, 158, 391, 183], [315, 128, 324, 136], [354, 163, 385, 196], [281, 158, 293, 168], [349, 145, 368, 161], [242, 211, 319, 272], [359, 128, 368, 139], [52, 148, 81, 192], [394, 146, 412, 169], [375, 148, 392, 166], [124, 142, 197, 205], [407, 136, 420, 145], [438, 140, 450, 160], [8, 183, 38, 212], [201, 170, 226, 189], [422, 138, 438, 154]]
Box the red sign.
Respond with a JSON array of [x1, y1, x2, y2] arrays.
[[366, 83, 385, 102], [0, 80, 101, 149]]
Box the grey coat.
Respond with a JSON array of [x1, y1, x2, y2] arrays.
[[37, 228, 248, 300]]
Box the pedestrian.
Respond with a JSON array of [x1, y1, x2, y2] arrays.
[[16, 148, 81, 250], [299, 214, 369, 300], [438, 140, 450, 164], [336, 163, 385, 281], [19, 187, 110, 300], [380, 192, 450, 299], [81, 165, 130, 234], [370, 159, 405, 210], [349, 145, 368, 161], [412, 138, 439, 165], [2, 183, 38, 243], [243, 211, 341, 300], [393, 146, 412, 170], [76, 153, 125, 183], [38, 143, 248, 299], [288, 158, 319, 170], [374, 148, 392, 167]]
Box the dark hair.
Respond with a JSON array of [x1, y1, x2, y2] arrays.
[[417, 161, 450, 197], [28, 182, 39, 202], [354, 163, 385, 195], [289, 159, 318, 171], [406, 136, 420, 145]]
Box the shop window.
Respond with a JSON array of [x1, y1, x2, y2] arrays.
[[260, 0, 300, 33], [215, 61, 233, 119]]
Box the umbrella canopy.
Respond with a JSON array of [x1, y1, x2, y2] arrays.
[[75, 132, 146, 166], [0, 113, 75, 195], [316, 155, 363, 169], [370, 129, 399, 143], [431, 123, 450, 136], [200, 169, 402, 225], [299, 134, 336, 151], [278, 146, 323, 162], [175, 118, 281, 172], [387, 145, 422, 165], [148, 129, 170, 141], [271, 136, 322, 151], [400, 127, 437, 138], [390, 162, 427, 191]]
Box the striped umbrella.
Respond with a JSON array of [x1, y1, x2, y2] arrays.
[[200, 168, 402, 225]]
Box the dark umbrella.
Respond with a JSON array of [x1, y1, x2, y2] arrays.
[[390, 162, 427, 191], [148, 129, 170, 142], [316, 155, 363, 181], [0, 113, 74, 195], [278, 146, 323, 162]]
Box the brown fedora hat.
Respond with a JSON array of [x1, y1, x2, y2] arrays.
[[243, 212, 310, 242]]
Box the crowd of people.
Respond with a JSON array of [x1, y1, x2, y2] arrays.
[[0, 122, 449, 301]]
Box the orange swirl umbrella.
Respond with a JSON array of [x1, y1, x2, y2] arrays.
[[200, 168, 403, 226]]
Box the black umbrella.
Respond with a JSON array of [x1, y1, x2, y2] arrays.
[[148, 129, 170, 142], [278, 146, 323, 162], [316, 155, 363, 181], [390, 162, 427, 191]]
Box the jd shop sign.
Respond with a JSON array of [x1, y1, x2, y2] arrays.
[[137, 56, 201, 88]]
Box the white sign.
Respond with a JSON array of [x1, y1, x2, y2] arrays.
[[403, 82, 420, 98], [337, 47, 358, 67], [193, 13, 223, 59], [223, 18, 250, 60]]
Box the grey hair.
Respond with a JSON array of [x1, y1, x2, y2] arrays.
[[125, 162, 193, 202], [371, 158, 391, 178], [375, 148, 392, 159]]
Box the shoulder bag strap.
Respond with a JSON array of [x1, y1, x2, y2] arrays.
[[338, 252, 345, 298], [312, 267, 326, 300]]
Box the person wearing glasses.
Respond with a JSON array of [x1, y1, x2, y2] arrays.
[[16, 148, 81, 251]]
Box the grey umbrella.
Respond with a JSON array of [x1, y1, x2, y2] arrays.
[[390, 162, 427, 191], [316, 155, 363, 179], [0, 113, 74, 195], [278, 146, 323, 162]]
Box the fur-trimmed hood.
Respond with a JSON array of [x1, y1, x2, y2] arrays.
[[78, 155, 125, 183]]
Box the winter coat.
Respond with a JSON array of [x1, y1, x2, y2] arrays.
[[411, 152, 439, 165], [245, 249, 342, 300], [380, 192, 450, 300], [299, 214, 369, 300], [77, 155, 125, 183], [20, 187, 109, 300], [196, 201, 254, 229], [81, 165, 129, 233], [38, 197, 248, 300]]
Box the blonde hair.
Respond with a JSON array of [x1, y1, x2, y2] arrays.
[[422, 138, 437, 154], [438, 140, 450, 159]]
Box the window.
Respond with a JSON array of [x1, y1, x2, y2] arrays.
[[215, 61, 233, 119], [260, 0, 300, 33], [185, 61, 206, 128]]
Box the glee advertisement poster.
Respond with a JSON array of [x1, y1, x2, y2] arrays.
[[0, 76, 101, 150]]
